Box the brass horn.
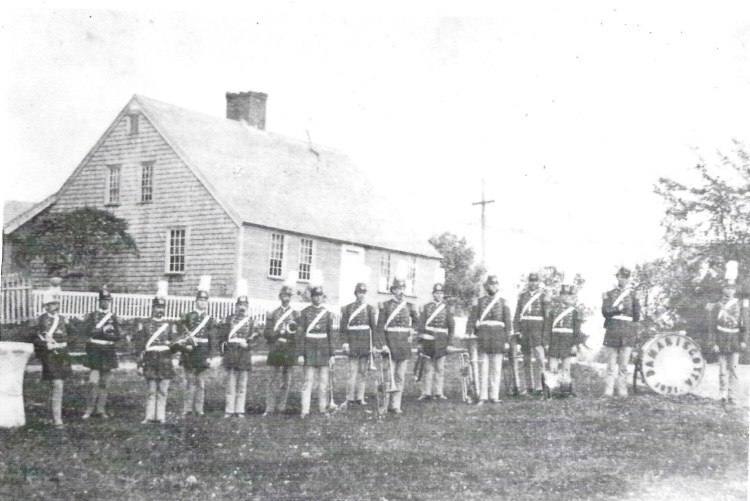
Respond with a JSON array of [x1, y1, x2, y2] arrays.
[[284, 322, 298, 335]]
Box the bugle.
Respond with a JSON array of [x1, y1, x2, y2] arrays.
[[413, 348, 430, 383]]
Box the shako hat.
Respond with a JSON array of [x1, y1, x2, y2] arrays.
[[152, 280, 168, 308], [196, 275, 211, 300]]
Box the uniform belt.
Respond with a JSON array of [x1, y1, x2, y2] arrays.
[[717, 326, 740, 334], [347, 325, 370, 331], [477, 320, 505, 327], [612, 315, 633, 322], [50, 342, 68, 349], [89, 339, 115, 345], [386, 327, 412, 332], [426, 327, 448, 334], [520, 316, 544, 321], [227, 338, 247, 344], [552, 328, 574, 334], [146, 345, 170, 352], [420, 334, 435, 340], [277, 337, 287, 343], [194, 338, 209, 344], [306, 333, 327, 339]]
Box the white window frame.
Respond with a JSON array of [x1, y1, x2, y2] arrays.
[[268, 233, 285, 279], [106, 165, 121, 205], [140, 161, 154, 203], [378, 252, 391, 292], [406, 257, 417, 297], [128, 113, 139, 135], [165, 227, 187, 274], [298, 238, 314, 282]]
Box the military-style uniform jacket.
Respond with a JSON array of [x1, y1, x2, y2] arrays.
[[298, 304, 334, 367], [418, 301, 455, 359], [376, 298, 420, 363], [34, 312, 72, 381], [264, 305, 300, 367], [467, 294, 512, 354], [220, 313, 256, 371], [602, 287, 641, 348], [84, 309, 122, 371], [707, 296, 748, 354], [137, 316, 178, 380], [513, 288, 551, 352], [340, 300, 377, 357], [545, 301, 584, 359], [177, 310, 215, 371]]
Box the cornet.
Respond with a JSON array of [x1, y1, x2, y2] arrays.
[[282, 322, 298, 335], [458, 350, 476, 404]]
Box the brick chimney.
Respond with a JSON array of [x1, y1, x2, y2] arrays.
[[226, 91, 267, 130]]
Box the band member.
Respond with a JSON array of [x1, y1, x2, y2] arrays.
[[82, 285, 122, 419], [136, 281, 177, 424], [545, 283, 585, 385], [340, 280, 377, 406], [601, 267, 641, 397], [376, 262, 420, 414], [263, 280, 300, 416], [33, 281, 71, 428], [175, 276, 215, 416], [221, 279, 257, 418], [513, 273, 551, 395], [707, 261, 747, 406], [417, 283, 455, 400], [467, 275, 512, 404], [297, 271, 335, 417]]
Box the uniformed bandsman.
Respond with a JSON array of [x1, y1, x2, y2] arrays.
[[340, 280, 377, 406], [297, 270, 335, 418], [175, 276, 216, 416], [467, 275, 512, 404], [82, 285, 122, 419], [263, 279, 300, 416], [545, 282, 585, 387], [375, 262, 420, 414], [136, 281, 177, 424], [33, 280, 71, 428], [417, 283, 455, 400], [513, 273, 551, 395], [601, 266, 641, 397], [707, 261, 748, 406], [221, 279, 257, 418]]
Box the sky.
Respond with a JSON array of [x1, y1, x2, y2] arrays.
[[2, 2, 749, 332]]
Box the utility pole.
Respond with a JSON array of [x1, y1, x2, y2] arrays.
[[472, 179, 495, 266]]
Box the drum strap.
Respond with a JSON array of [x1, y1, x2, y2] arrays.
[[146, 323, 170, 349], [228, 316, 251, 340], [274, 307, 294, 332], [95, 312, 113, 330]]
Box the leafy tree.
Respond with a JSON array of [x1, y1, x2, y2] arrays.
[[428, 232, 485, 314], [8, 207, 139, 285]]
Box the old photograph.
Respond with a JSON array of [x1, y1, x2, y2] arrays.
[[1, 2, 748, 499]]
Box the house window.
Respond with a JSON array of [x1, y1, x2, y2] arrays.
[[128, 114, 139, 135], [269, 233, 285, 278], [379, 253, 391, 292], [298, 238, 314, 281], [107, 165, 121, 205], [167, 229, 186, 273], [406, 257, 417, 296], [141, 162, 154, 202]]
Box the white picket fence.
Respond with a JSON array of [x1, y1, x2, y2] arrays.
[[1, 274, 34, 325]]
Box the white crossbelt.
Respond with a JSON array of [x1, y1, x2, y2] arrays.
[[386, 327, 412, 332], [717, 326, 740, 334], [520, 316, 544, 321], [552, 328, 574, 333], [146, 345, 170, 352], [227, 338, 247, 344], [612, 315, 633, 322], [89, 339, 115, 345], [477, 320, 505, 327], [347, 325, 370, 331], [95, 312, 113, 330], [306, 333, 327, 339], [194, 338, 209, 344]]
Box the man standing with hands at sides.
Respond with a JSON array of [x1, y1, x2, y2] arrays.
[[513, 273, 551, 395], [601, 267, 641, 397], [34, 279, 72, 428], [418, 282, 455, 400], [340, 267, 377, 406], [376, 261, 420, 414], [298, 270, 335, 418], [82, 285, 122, 420], [467, 275, 512, 405], [176, 276, 215, 416], [221, 279, 257, 418], [263, 274, 300, 416], [707, 261, 747, 406]]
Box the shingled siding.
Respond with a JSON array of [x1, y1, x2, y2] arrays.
[[36, 110, 239, 296]]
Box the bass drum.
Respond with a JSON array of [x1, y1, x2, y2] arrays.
[[640, 333, 706, 396]]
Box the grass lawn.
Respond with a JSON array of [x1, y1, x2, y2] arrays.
[[1, 357, 747, 500]]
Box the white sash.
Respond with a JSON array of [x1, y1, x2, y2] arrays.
[[719, 298, 739, 322], [95, 311, 113, 330], [42, 314, 60, 342], [228, 316, 251, 340], [385, 301, 407, 331], [306, 308, 329, 335], [520, 291, 542, 317], [552, 307, 575, 329], [425, 302, 446, 329], [347, 303, 369, 329], [612, 288, 631, 308], [188, 314, 211, 339], [273, 307, 294, 332], [145, 323, 170, 349], [479, 293, 502, 323]]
